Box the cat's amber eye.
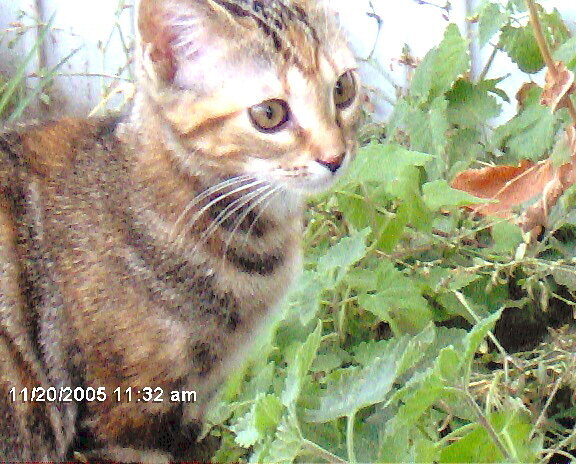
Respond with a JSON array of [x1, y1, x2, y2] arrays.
[[334, 71, 356, 109], [248, 99, 290, 132]]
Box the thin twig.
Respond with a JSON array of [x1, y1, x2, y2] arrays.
[[526, 0, 576, 124], [530, 372, 564, 440]]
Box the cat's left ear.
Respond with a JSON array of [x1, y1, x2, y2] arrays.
[[136, 0, 235, 87]]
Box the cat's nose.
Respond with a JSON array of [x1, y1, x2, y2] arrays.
[[316, 153, 345, 173]]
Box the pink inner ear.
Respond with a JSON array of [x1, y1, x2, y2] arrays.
[[139, 0, 222, 87], [138, 1, 179, 82]]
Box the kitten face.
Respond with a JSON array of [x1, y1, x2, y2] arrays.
[[137, 0, 362, 196]]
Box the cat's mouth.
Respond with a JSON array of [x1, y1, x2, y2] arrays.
[[246, 152, 352, 196]]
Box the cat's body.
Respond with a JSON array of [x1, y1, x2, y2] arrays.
[[0, 0, 361, 461]]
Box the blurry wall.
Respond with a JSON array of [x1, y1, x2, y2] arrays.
[[0, 0, 575, 120]]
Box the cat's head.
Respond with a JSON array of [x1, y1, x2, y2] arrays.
[[136, 0, 362, 196]]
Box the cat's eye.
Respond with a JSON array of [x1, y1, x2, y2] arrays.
[[248, 99, 290, 132], [334, 71, 356, 109]]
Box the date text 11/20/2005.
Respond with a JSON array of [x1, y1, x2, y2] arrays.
[[9, 386, 198, 403]]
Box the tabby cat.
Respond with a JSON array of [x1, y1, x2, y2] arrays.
[[0, 0, 362, 460]]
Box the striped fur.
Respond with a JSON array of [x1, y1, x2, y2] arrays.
[[0, 0, 361, 461]]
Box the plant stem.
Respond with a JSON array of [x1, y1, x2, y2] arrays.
[[478, 43, 499, 83], [530, 373, 564, 440], [526, 0, 576, 124], [302, 439, 349, 464], [465, 389, 511, 460], [347, 412, 357, 464]]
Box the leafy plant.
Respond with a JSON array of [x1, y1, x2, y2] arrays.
[[206, 1, 576, 463], [0, 13, 78, 123]]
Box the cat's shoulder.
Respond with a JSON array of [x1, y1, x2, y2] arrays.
[[0, 116, 122, 180]]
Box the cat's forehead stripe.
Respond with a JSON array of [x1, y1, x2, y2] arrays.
[[210, 0, 320, 73]]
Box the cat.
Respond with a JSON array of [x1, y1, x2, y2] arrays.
[[0, 0, 362, 461]]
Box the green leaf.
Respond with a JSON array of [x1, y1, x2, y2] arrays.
[[429, 96, 450, 156], [500, 24, 544, 73], [232, 404, 261, 448], [281, 320, 322, 407], [439, 408, 540, 463], [317, 227, 371, 283], [551, 134, 572, 168], [491, 221, 523, 255], [554, 36, 576, 70], [344, 143, 433, 186], [423, 179, 487, 211], [358, 261, 432, 333], [404, 99, 449, 159], [411, 24, 470, 102], [462, 309, 503, 381], [492, 89, 556, 161], [446, 79, 501, 127], [304, 340, 405, 422], [288, 271, 325, 325], [254, 394, 284, 435], [478, 2, 508, 47], [305, 328, 434, 423], [266, 414, 303, 464]]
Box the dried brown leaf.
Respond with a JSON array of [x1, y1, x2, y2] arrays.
[[540, 62, 576, 113]]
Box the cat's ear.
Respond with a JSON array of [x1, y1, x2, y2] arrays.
[[136, 0, 230, 86]]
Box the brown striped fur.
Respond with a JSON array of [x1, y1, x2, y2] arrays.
[[0, 0, 361, 461]]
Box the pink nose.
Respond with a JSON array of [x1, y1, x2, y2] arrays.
[[316, 153, 345, 173]]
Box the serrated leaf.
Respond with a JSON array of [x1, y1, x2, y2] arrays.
[[446, 79, 501, 127], [358, 261, 432, 332], [429, 96, 450, 156], [305, 329, 434, 423], [478, 2, 507, 47], [266, 414, 303, 464], [492, 90, 556, 161], [254, 394, 284, 435], [345, 143, 433, 186], [317, 227, 371, 283], [395, 323, 436, 376], [232, 404, 261, 448], [411, 24, 469, 102], [281, 320, 322, 407], [423, 179, 487, 211], [288, 271, 325, 325], [304, 357, 399, 423], [501, 24, 545, 73]]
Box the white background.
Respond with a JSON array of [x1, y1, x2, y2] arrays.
[[0, 0, 575, 121]]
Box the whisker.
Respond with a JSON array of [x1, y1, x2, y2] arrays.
[[171, 174, 258, 240], [190, 184, 271, 254], [201, 184, 271, 241], [222, 187, 281, 259], [240, 186, 283, 248]]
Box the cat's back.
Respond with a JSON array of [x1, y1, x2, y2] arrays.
[[0, 117, 120, 185], [0, 117, 122, 461]]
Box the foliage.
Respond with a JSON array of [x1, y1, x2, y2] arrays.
[[208, 1, 576, 463], [0, 14, 77, 122]]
